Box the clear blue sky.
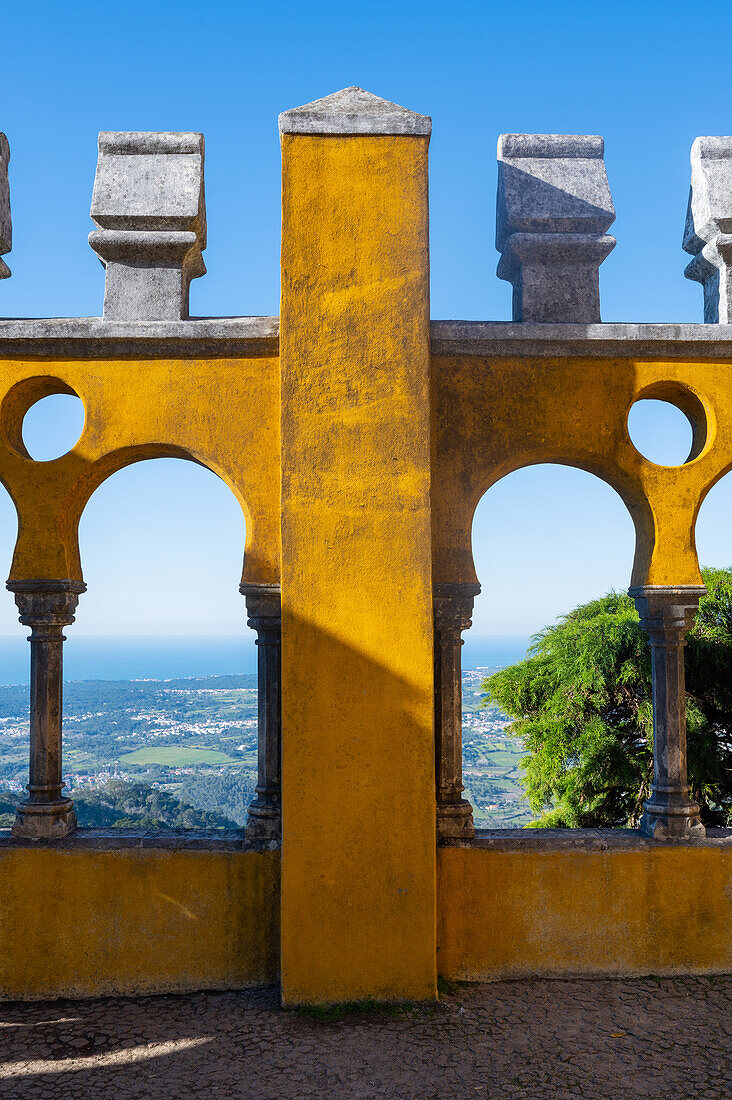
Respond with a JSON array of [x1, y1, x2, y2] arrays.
[[1, 0, 731, 638]]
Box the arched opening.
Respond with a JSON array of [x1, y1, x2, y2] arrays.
[[0, 483, 27, 826], [54, 457, 259, 831], [695, 470, 732, 569], [626, 392, 703, 467], [462, 463, 636, 829], [21, 392, 85, 462]]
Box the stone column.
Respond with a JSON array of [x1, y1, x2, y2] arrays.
[[629, 586, 706, 839], [434, 583, 479, 839], [7, 581, 85, 839], [241, 584, 281, 841]]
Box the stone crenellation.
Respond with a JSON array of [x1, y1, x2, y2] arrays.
[[0, 103, 730, 323], [683, 137, 732, 322], [495, 133, 616, 322], [88, 130, 206, 321], [0, 134, 10, 281]]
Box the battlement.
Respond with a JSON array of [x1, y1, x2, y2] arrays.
[[0, 90, 729, 1006], [0, 91, 729, 326]]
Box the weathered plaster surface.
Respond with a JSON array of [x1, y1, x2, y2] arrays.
[[430, 350, 732, 593], [279, 128, 436, 1006], [438, 839, 731, 980], [0, 838, 280, 1000], [0, 353, 280, 588]]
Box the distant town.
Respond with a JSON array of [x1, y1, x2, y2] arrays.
[[0, 669, 531, 829], [461, 670, 531, 827]]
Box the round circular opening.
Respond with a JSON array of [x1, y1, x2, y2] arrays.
[[627, 399, 695, 466], [22, 393, 85, 461]]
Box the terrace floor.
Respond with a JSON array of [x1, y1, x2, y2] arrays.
[[0, 975, 729, 1099]]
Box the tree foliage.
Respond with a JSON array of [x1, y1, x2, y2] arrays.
[[0, 780, 238, 830], [73, 780, 238, 829], [482, 566, 732, 828]]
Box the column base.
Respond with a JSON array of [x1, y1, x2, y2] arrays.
[[245, 802, 281, 841], [12, 800, 77, 840], [639, 799, 706, 840], [437, 799, 475, 840]]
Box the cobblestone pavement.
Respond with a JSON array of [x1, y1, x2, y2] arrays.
[[0, 976, 729, 1099]]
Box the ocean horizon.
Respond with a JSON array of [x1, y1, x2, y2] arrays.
[[0, 633, 531, 686]]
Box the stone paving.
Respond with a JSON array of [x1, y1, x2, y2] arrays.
[[0, 976, 729, 1099]]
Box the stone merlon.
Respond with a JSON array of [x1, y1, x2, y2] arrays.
[[683, 137, 732, 323], [0, 134, 10, 280], [496, 133, 616, 322], [89, 131, 206, 322]]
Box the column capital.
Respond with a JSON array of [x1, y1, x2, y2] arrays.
[[7, 580, 86, 629], [628, 585, 705, 640], [434, 582, 480, 634], [240, 583, 281, 630]]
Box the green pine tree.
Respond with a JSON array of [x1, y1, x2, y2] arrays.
[[482, 566, 732, 828]]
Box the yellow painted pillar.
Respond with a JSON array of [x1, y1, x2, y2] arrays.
[[279, 87, 436, 1004]]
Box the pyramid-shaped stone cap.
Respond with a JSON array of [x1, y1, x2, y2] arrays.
[[683, 137, 732, 255], [279, 87, 431, 136]]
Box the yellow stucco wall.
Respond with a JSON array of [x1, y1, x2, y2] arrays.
[[0, 839, 726, 1001], [438, 844, 731, 980], [0, 355, 280, 587], [0, 845, 280, 1000], [279, 132, 436, 1004], [432, 355, 732, 590]]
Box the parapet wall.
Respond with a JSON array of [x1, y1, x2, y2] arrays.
[[0, 829, 727, 1001], [0, 834, 279, 1000], [438, 833, 731, 982]]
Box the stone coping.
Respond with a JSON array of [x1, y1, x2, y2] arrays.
[[0, 826, 728, 853], [0, 827, 279, 852], [3, 318, 732, 359], [442, 827, 732, 851], [0, 316, 279, 358], [430, 321, 732, 358]]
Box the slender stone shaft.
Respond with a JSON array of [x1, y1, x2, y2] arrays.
[[629, 586, 706, 839], [7, 581, 85, 840], [241, 584, 281, 840], [434, 583, 479, 839]]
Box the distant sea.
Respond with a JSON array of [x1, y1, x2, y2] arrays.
[[463, 634, 529, 670], [0, 633, 530, 686]]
